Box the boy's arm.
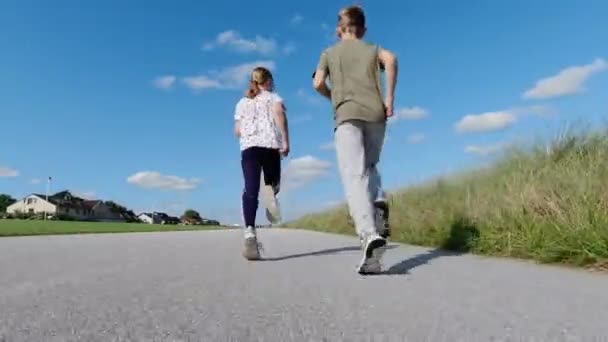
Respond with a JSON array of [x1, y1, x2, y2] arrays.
[[378, 47, 398, 117], [313, 69, 331, 100], [313, 51, 332, 100]]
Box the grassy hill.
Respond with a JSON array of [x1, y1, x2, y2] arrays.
[[288, 128, 608, 269], [0, 220, 220, 237]]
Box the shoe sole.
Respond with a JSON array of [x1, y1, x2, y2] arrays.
[[242, 237, 260, 260], [358, 237, 387, 275]]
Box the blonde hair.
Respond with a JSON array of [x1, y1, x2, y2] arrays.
[[245, 66, 273, 99], [337, 5, 366, 38]]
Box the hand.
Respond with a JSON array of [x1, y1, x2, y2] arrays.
[[384, 98, 394, 118], [280, 142, 290, 158]]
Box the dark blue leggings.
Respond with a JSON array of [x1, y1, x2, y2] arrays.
[[241, 146, 281, 227]]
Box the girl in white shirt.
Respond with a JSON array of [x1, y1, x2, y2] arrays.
[[234, 66, 289, 260]]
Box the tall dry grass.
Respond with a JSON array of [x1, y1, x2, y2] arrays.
[[288, 127, 608, 267]]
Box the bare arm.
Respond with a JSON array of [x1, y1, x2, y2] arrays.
[[234, 120, 241, 138], [313, 51, 331, 100], [312, 68, 332, 100], [378, 47, 398, 116], [272, 101, 290, 156]]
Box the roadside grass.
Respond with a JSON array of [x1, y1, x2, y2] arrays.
[[287, 126, 608, 269], [0, 219, 220, 237]]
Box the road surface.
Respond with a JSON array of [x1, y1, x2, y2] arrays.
[[1, 229, 607, 341]]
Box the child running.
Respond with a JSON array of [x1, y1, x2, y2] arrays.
[[234, 66, 289, 260], [313, 5, 398, 274]]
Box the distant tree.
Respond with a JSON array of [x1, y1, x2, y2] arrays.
[[183, 209, 202, 221], [0, 194, 17, 213]]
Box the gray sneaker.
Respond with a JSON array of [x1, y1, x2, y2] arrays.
[[262, 184, 281, 225], [374, 199, 390, 239], [357, 234, 387, 275], [242, 226, 262, 260]]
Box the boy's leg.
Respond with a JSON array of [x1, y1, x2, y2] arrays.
[[261, 148, 282, 224], [335, 120, 376, 238], [335, 120, 386, 274], [364, 122, 390, 238], [241, 147, 262, 260]]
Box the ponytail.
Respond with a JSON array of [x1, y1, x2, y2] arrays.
[[244, 66, 273, 99], [245, 80, 260, 99]]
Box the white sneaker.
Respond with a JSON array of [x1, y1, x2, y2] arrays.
[[242, 226, 262, 260], [357, 233, 387, 275], [262, 184, 281, 225]]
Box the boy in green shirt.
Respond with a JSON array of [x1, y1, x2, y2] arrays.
[[313, 5, 398, 275]]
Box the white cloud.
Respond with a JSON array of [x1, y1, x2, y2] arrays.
[[290, 14, 304, 25], [465, 142, 509, 156], [518, 104, 556, 117], [454, 105, 553, 134], [407, 133, 426, 144], [182, 60, 275, 92], [0, 166, 18, 177], [182, 75, 221, 91], [30, 178, 41, 185], [455, 111, 517, 133], [389, 106, 429, 124], [203, 30, 278, 55], [283, 156, 332, 190], [127, 171, 201, 191], [523, 58, 607, 99], [319, 141, 335, 150], [152, 75, 176, 90]]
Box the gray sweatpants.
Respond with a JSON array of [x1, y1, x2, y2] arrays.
[[334, 119, 386, 239]]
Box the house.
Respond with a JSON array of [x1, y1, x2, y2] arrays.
[[201, 218, 220, 226], [138, 212, 180, 225], [82, 200, 127, 222], [180, 216, 220, 226], [7, 191, 128, 222], [137, 213, 154, 224]]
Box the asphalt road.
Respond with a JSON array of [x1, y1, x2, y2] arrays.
[[1, 229, 607, 342]]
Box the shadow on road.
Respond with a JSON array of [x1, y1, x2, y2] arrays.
[[263, 245, 398, 262], [382, 249, 461, 275], [264, 218, 480, 273], [382, 217, 481, 275]]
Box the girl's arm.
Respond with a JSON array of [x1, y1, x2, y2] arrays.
[[234, 99, 243, 138], [273, 101, 289, 157], [234, 120, 241, 138]]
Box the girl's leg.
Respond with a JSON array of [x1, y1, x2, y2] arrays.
[[261, 148, 281, 194], [261, 148, 282, 224], [241, 147, 262, 228]]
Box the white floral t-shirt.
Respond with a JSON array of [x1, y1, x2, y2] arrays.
[[234, 90, 283, 151]]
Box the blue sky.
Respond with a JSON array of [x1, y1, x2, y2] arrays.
[[1, 0, 607, 224]]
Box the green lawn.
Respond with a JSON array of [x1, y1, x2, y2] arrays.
[[287, 127, 608, 270], [0, 219, 220, 237]]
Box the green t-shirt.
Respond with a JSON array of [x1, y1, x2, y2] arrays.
[[317, 39, 386, 126]]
